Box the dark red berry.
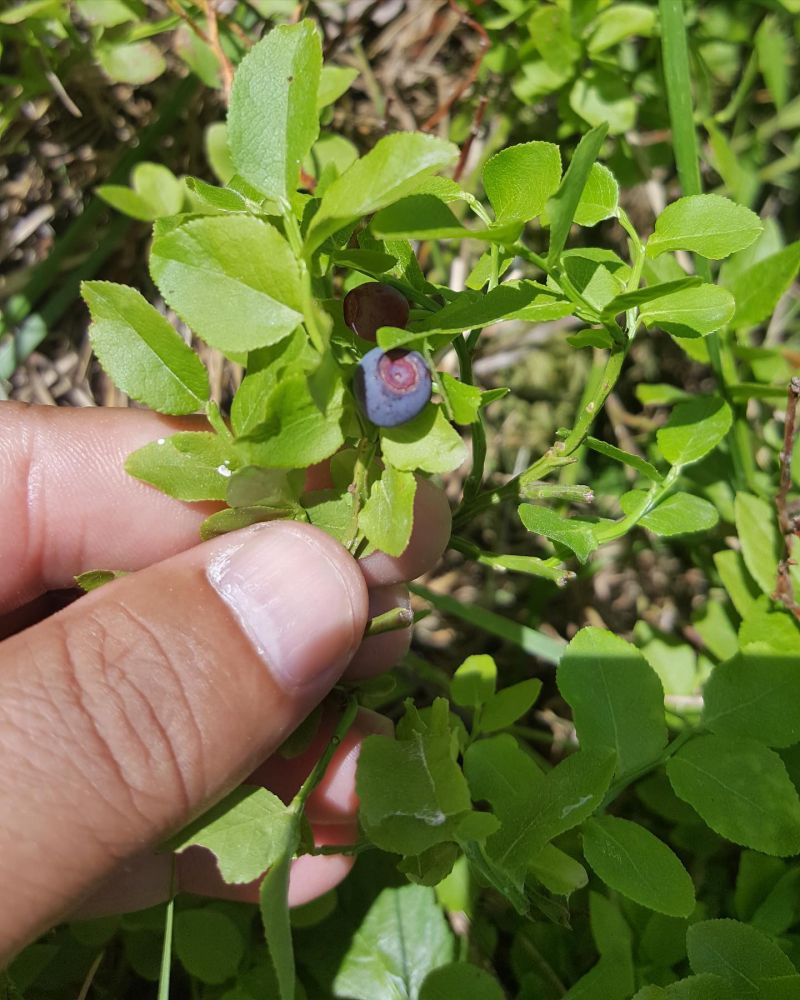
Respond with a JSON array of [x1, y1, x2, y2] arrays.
[[354, 347, 432, 427], [343, 282, 410, 342]]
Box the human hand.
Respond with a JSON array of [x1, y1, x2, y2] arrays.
[[0, 402, 450, 964]]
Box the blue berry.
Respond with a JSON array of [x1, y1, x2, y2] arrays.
[[354, 347, 432, 427]]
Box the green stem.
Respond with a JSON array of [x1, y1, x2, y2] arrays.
[[282, 207, 326, 353], [364, 606, 414, 637], [593, 465, 680, 544], [206, 400, 233, 439], [156, 862, 177, 1000], [602, 726, 697, 809], [290, 697, 359, 815], [346, 438, 372, 553], [513, 243, 600, 321]]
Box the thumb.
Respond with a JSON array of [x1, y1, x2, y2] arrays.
[[0, 521, 367, 962]]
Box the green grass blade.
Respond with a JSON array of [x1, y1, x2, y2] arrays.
[[659, 0, 703, 199], [409, 583, 565, 664], [157, 874, 176, 1000]]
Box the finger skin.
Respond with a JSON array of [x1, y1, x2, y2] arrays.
[[345, 584, 412, 680], [0, 521, 367, 963], [0, 402, 451, 611]]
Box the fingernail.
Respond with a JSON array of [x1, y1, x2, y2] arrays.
[[207, 522, 366, 692]]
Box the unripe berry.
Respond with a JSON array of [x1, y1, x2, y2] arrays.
[[343, 282, 410, 341], [353, 347, 432, 427]]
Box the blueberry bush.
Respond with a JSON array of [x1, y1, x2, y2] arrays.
[[5, 2, 800, 998]]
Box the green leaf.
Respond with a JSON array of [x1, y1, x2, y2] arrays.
[[126, 432, 240, 501], [205, 122, 235, 184], [724, 241, 800, 328], [569, 69, 637, 134], [740, 601, 800, 655], [331, 248, 398, 273], [75, 0, 135, 25], [227, 21, 321, 203], [95, 185, 158, 222], [131, 162, 184, 219], [357, 700, 472, 855], [149, 215, 303, 355], [83, 282, 208, 415], [409, 283, 570, 339], [587, 3, 656, 53], [546, 123, 608, 266], [756, 15, 790, 109], [666, 735, 800, 856], [398, 842, 461, 887], [647, 195, 764, 260], [703, 651, 800, 748], [634, 492, 720, 537], [714, 549, 762, 619], [528, 842, 588, 897], [582, 816, 695, 917], [166, 786, 293, 884], [96, 41, 166, 84], [371, 195, 519, 243], [694, 600, 739, 662], [260, 833, 298, 1000], [572, 892, 636, 998], [419, 963, 505, 1000], [518, 504, 598, 563], [585, 436, 664, 483], [305, 132, 458, 256], [531, 748, 617, 844], [74, 569, 125, 592], [174, 910, 243, 985], [574, 163, 619, 226], [317, 65, 359, 109], [656, 396, 733, 467], [450, 654, 497, 708], [380, 405, 466, 475], [479, 679, 542, 733], [557, 627, 667, 777], [464, 736, 614, 883], [240, 376, 345, 469], [200, 505, 296, 541], [687, 919, 796, 982], [358, 465, 417, 557], [333, 885, 453, 1000], [227, 466, 303, 508], [528, 4, 580, 72], [735, 492, 782, 596], [300, 489, 352, 545], [439, 373, 483, 425], [482, 141, 562, 223], [602, 277, 702, 315], [639, 285, 736, 338], [232, 331, 315, 436]]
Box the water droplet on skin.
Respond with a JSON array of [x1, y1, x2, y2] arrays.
[[217, 464, 233, 477]]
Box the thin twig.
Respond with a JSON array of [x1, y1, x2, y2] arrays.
[[774, 377, 800, 618], [453, 93, 488, 182], [200, 0, 235, 104], [76, 951, 104, 1000], [165, 0, 213, 45], [421, 0, 490, 131]]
